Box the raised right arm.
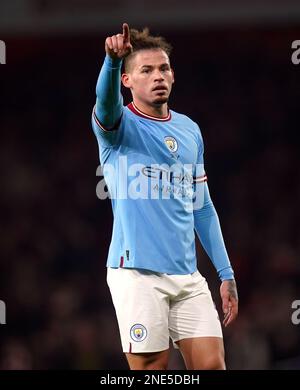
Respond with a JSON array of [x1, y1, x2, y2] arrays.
[[95, 23, 132, 130]]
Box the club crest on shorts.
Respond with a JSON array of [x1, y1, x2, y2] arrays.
[[164, 136, 178, 153], [130, 324, 147, 342]]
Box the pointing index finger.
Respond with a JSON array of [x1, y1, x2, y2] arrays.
[[122, 23, 130, 43]]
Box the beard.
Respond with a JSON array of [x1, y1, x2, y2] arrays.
[[152, 95, 169, 105]]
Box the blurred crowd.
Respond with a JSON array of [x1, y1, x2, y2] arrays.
[[0, 27, 300, 369]]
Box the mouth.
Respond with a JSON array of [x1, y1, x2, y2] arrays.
[[152, 85, 168, 92]]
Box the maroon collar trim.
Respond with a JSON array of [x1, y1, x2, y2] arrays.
[[127, 102, 171, 122]]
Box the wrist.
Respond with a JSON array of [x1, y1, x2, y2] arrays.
[[219, 267, 234, 281], [105, 54, 123, 68], [221, 278, 235, 283]]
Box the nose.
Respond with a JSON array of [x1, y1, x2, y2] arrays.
[[153, 69, 164, 81]]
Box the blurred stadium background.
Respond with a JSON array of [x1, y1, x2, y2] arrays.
[[0, 0, 300, 369]]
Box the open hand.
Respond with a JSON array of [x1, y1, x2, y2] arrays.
[[220, 279, 238, 327]]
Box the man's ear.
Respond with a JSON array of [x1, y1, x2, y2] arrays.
[[171, 68, 175, 84], [121, 73, 131, 88]]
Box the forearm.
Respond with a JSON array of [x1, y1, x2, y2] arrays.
[[194, 184, 234, 281], [95, 55, 123, 129]]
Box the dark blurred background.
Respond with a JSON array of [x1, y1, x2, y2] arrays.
[[0, 0, 300, 370]]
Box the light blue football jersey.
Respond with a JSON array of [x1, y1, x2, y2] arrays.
[[92, 102, 207, 275]]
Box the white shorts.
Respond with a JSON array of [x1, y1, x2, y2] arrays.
[[107, 267, 223, 353]]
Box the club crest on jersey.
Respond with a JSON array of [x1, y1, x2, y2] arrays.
[[164, 136, 178, 153], [130, 324, 147, 342]]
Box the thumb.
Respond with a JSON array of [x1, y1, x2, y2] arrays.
[[125, 41, 133, 54]]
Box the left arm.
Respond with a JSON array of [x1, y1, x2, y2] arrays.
[[193, 182, 238, 326]]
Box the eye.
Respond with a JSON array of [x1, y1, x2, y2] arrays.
[[141, 68, 150, 73]]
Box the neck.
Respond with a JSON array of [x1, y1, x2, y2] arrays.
[[133, 99, 169, 119]]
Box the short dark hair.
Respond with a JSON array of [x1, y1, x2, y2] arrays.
[[124, 28, 172, 72]]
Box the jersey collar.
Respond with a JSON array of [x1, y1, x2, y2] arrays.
[[127, 102, 171, 122]]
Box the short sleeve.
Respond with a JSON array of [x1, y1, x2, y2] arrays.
[[91, 105, 124, 148]]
